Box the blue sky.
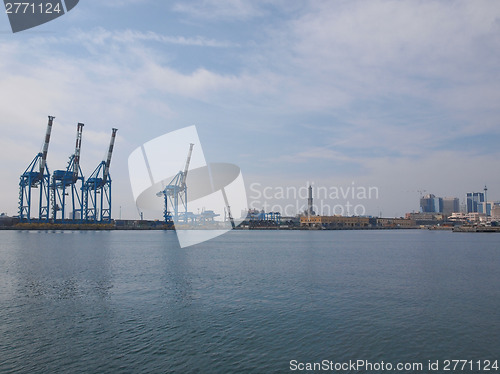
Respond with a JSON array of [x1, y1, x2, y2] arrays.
[[1, 0, 500, 218]]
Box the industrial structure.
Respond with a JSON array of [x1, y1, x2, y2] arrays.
[[245, 209, 282, 224], [18, 117, 118, 224], [51, 122, 85, 223], [83, 128, 118, 223], [157, 143, 194, 224], [18, 116, 54, 222]]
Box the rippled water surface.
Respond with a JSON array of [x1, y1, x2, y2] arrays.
[[0, 230, 499, 373]]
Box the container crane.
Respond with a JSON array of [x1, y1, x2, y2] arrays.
[[51, 122, 84, 223], [157, 143, 194, 224], [18, 116, 54, 222], [84, 128, 117, 223]]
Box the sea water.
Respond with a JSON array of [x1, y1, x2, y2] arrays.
[[0, 230, 499, 373]]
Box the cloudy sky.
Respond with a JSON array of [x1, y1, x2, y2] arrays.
[[1, 0, 499, 219]]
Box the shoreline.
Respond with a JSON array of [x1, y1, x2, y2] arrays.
[[1, 224, 495, 232], [1, 220, 497, 232]]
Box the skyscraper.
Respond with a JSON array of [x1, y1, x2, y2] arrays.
[[442, 197, 460, 217], [466, 192, 484, 213], [420, 194, 442, 213]]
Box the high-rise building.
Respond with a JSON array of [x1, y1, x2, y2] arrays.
[[442, 197, 460, 217], [479, 202, 494, 216], [466, 192, 484, 213], [420, 194, 443, 213]]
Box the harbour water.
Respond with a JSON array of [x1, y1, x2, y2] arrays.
[[0, 230, 499, 373]]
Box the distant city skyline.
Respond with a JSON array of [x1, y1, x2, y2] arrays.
[[1, 1, 499, 219]]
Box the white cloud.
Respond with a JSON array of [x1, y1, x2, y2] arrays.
[[29, 28, 237, 48], [245, 0, 498, 111], [172, 0, 267, 21], [112, 30, 238, 47], [0, 26, 271, 215], [247, 0, 500, 160]]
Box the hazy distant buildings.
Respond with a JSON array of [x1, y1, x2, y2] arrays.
[[465, 187, 499, 216], [419, 194, 459, 218], [483, 203, 493, 216], [0, 213, 16, 227], [466, 192, 484, 213], [442, 197, 460, 217], [420, 194, 443, 213], [492, 205, 500, 221], [406, 212, 444, 224], [300, 215, 416, 228]]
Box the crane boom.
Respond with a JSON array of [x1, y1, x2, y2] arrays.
[[39, 116, 54, 175], [73, 123, 84, 179], [181, 143, 194, 188], [102, 128, 117, 183]]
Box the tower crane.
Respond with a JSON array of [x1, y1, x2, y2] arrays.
[[84, 128, 118, 223], [51, 122, 84, 223], [157, 143, 194, 224], [18, 116, 54, 222]]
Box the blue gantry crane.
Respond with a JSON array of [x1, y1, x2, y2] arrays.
[[157, 143, 194, 224], [18, 116, 55, 222], [83, 128, 118, 223], [51, 122, 85, 223]]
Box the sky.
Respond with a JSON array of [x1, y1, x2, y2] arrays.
[[1, 0, 500, 219]]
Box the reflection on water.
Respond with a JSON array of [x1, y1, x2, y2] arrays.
[[161, 238, 195, 305]]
